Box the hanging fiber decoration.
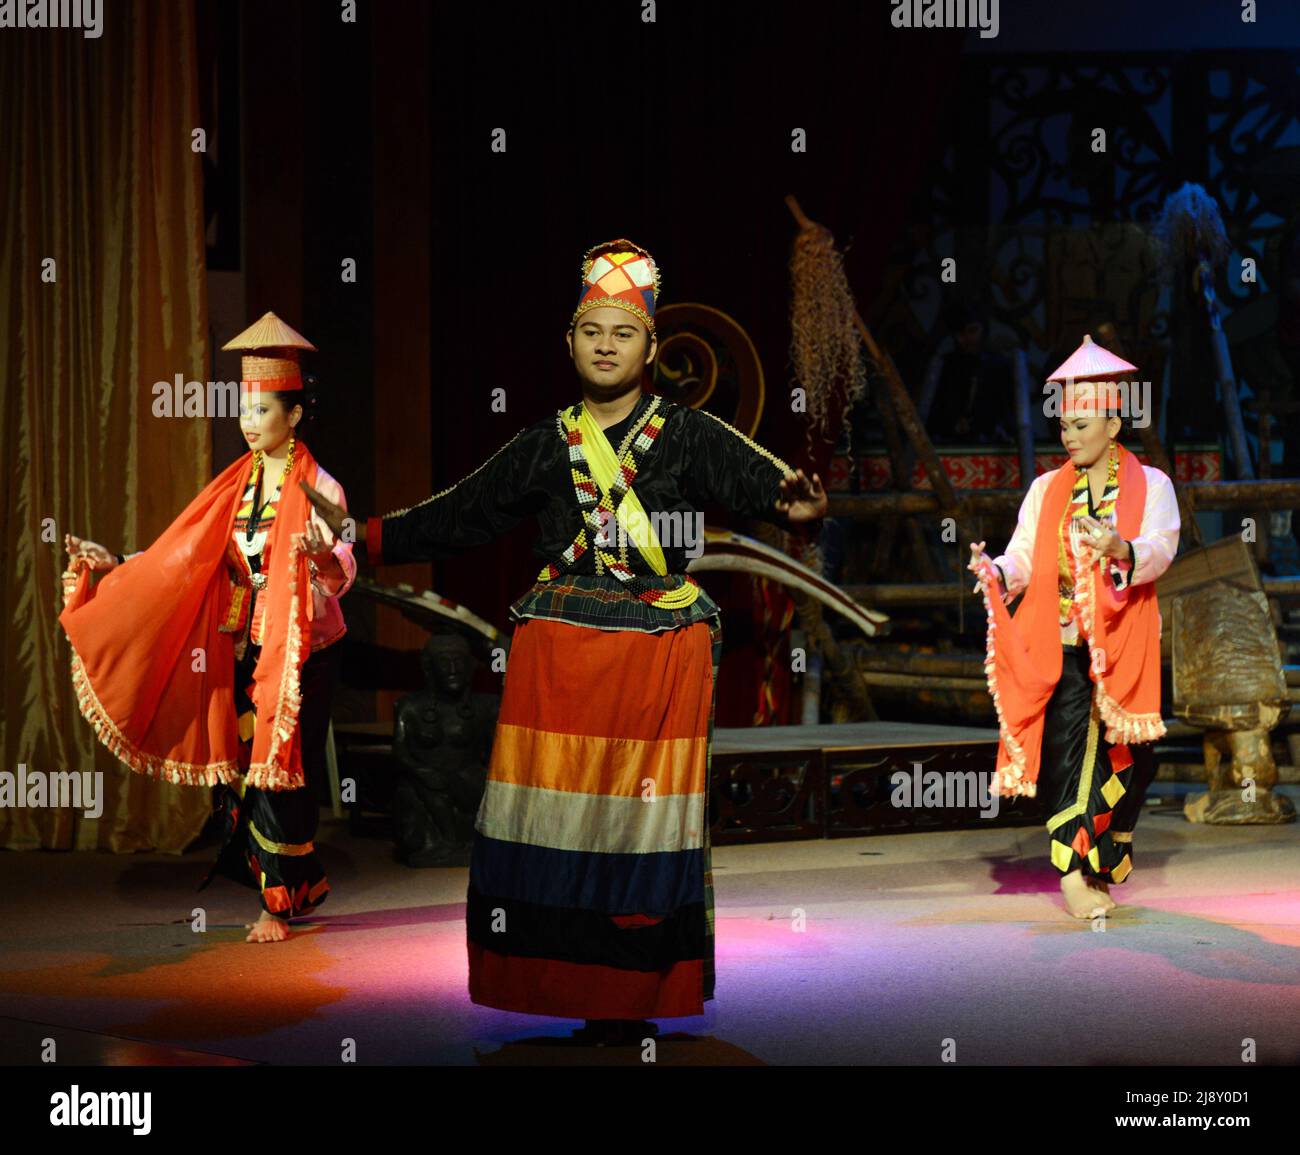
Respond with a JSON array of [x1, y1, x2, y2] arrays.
[[1150, 182, 1231, 283], [788, 216, 869, 460]]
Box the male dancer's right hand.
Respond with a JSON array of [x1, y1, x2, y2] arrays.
[[64, 534, 116, 571], [299, 482, 366, 548]]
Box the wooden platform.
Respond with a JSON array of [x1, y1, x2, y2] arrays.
[[710, 721, 1040, 844], [336, 719, 1035, 847], [714, 721, 1001, 754]]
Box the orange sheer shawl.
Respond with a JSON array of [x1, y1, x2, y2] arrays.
[[59, 443, 322, 791], [976, 442, 1165, 797]]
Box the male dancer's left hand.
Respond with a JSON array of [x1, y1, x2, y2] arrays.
[[775, 469, 828, 523]]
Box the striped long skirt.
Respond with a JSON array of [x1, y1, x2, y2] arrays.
[[466, 612, 722, 1020]]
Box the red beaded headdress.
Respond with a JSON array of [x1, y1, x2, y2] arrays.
[[221, 311, 317, 393], [571, 238, 661, 336]]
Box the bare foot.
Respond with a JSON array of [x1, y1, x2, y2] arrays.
[[1060, 869, 1108, 920], [245, 910, 289, 943], [1085, 876, 1117, 911]]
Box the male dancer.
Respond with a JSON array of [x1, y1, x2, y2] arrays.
[[304, 239, 827, 1041]]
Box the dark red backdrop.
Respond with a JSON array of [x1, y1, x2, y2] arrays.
[[226, 0, 962, 724]]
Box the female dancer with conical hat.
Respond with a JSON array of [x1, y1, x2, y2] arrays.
[[61, 313, 356, 942], [968, 335, 1180, 919]]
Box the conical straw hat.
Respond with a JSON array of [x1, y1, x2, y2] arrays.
[[221, 311, 317, 353], [1046, 333, 1136, 382]]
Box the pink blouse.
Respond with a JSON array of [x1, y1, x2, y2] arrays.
[[224, 464, 356, 652]]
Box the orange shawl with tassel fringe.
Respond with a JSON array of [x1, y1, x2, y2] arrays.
[[975, 442, 1165, 798], [59, 443, 321, 791]]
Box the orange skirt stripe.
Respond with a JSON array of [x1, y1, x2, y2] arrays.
[[497, 618, 713, 742], [487, 723, 707, 797]]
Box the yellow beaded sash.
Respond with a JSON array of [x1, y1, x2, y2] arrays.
[[577, 401, 667, 574], [538, 395, 700, 610]]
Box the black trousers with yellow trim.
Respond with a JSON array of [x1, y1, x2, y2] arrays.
[[1039, 644, 1157, 883], [202, 642, 339, 919]]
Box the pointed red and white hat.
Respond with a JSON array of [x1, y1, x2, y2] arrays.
[[1046, 333, 1137, 382]]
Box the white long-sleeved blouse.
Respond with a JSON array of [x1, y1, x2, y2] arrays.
[[991, 464, 1181, 644]]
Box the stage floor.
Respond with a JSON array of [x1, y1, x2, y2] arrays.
[[2, 791, 1298, 1066]]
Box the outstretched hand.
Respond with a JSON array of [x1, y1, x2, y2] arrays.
[[967, 539, 999, 595], [64, 534, 116, 572], [301, 518, 336, 558], [775, 469, 828, 523], [299, 481, 362, 545]]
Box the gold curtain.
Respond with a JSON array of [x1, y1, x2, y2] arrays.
[[0, 2, 212, 852]]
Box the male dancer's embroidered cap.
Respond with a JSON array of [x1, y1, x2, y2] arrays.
[[221, 311, 317, 392], [571, 238, 661, 335], [1048, 333, 1138, 416]]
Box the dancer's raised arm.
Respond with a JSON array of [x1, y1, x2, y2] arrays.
[[300, 426, 545, 566]]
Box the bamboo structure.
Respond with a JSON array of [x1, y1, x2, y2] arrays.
[[844, 575, 1300, 607], [781, 193, 1298, 763], [830, 478, 1300, 520]]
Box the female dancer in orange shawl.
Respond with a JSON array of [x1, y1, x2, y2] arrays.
[[968, 336, 1180, 919], [61, 313, 356, 943]]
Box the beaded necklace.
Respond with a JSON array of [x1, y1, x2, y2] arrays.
[[539, 394, 698, 609], [239, 435, 295, 589], [1057, 441, 1117, 626]]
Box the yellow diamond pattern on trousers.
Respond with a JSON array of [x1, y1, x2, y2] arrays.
[[1101, 773, 1126, 809], [1051, 841, 1075, 872]]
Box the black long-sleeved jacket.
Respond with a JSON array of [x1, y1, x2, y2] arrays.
[[368, 389, 794, 573]]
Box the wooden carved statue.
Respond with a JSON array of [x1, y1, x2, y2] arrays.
[[1172, 581, 1294, 824], [391, 633, 499, 866]]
